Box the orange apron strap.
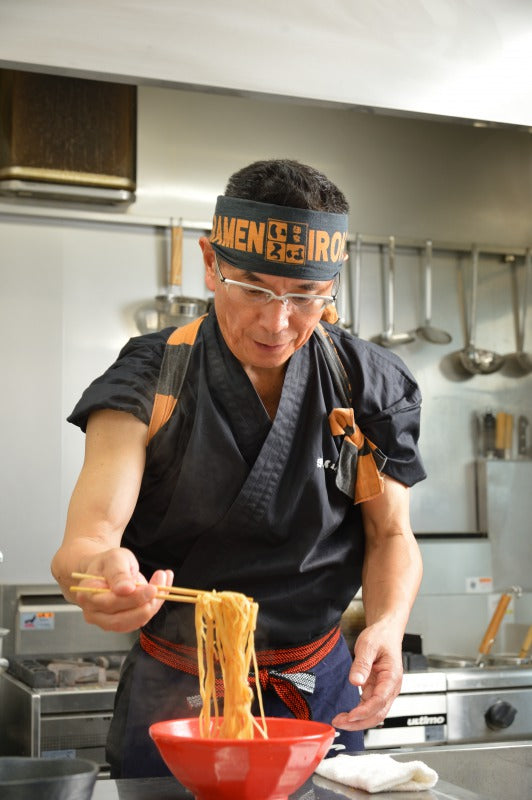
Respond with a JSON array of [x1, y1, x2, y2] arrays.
[[146, 315, 207, 445]]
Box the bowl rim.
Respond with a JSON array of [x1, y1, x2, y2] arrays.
[[149, 716, 336, 744]]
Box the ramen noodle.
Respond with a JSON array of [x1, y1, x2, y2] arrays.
[[195, 590, 267, 739]]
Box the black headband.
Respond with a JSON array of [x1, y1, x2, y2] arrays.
[[209, 196, 348, 280]]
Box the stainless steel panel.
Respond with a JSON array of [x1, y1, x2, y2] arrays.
[[41, 712, 112, 753], [0, 671, 40, 756], [0, 670, 114, 768], [0, 583, 135, 657], [476, 460, 532, 591], [446, 687, 532, 742], [394, 743, 532, 800], [444, 665, 532, 691]]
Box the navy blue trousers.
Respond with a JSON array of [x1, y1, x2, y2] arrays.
[[107, 634, 364, 778]]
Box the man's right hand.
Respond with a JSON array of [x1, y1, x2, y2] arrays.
[[71, 547, 174, 633]]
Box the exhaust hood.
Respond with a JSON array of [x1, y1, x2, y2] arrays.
[[0, 69, 137, 205], [0, 178, 134, 205]]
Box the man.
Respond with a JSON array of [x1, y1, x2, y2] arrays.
[[51, 158, 425, 778]]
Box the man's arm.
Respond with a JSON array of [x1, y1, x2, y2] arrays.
[[51, 408, 173, 632], [332, 475, 422, 730]]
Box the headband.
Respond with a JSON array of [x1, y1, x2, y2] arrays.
[[209, 196, 348, 280]]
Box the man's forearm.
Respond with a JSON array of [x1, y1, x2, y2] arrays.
[[362, 529, 422, 632]]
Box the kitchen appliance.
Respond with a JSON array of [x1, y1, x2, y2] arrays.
[[365, 661, 532, 750], [0, 584, 135, 772], [0, 69, 136, 205], [442, 665, 532, 744], [364, 670, 448, 749]]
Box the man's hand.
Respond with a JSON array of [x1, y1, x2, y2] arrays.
[[71, 547, 174, 633], [332, 621, 403, 730]]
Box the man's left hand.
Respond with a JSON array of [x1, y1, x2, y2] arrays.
[[331, 622, 403, 731]]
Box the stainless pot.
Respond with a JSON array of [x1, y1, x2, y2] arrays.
[[427, 654, 478, 669], [428, 589, 521, 669]]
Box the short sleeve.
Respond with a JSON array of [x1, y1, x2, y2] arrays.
[[67, 329, 172, 432], [328, 326, 427, 488]]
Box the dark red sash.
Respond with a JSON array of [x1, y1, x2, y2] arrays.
[[140, 625, 341, 720]]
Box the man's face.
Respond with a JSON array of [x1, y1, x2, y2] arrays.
[[200, 238, 336, 371]]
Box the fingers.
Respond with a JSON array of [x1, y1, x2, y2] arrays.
[[91, 547, 143, 595], [332, 629, 403, 731], [72, 551, 174, 633], [332, 684, 395, 731]]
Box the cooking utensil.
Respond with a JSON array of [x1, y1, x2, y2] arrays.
[[426, 654, 478, 669], [495, 412, 514, 459], [485, 653, 531, 667], [150, 717, 335, 800], [337, 236, 358, 332], [416, 240, 452, 344], [517, 415, 529, 457], [351, 234, 361, 337], [428, 587, 522, 669], [371, 236, 415, 348], [476, 587, 521, 665], [458, 247, 505, 375], [519, 624, 532, 658], [135, 224, 207, 334], [70, 572, 252, 604], [516, 248, 532, 372], [0, 756, 98, 800]]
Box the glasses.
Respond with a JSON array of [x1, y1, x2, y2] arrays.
[[213, 255, 337, 313]]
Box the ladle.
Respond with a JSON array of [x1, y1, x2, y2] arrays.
[[458, 246, 505, 375], [416, 240, 452, 344], [135, 224, 207, 334], [371, 236, 415, 348], [351, 234, 361, 337], [516, 248, 532, 372]]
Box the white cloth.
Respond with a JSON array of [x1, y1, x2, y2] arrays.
[[315, 753, 438, 793]]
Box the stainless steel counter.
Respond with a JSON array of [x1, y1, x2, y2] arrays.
[[394, 741, 532, 800], [90, 742, 531, 800]]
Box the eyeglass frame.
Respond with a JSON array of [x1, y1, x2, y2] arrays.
[[213, 253, 338, 312]]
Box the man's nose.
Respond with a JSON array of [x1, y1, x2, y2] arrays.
[[259, 297, 291, 328]]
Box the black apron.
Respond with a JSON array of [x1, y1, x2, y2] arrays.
[[107, 313, 367, 776]]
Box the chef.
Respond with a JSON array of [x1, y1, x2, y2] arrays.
[[51, 158, 425, 777]]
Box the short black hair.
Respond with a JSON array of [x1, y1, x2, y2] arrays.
[[224, 159, 349, 214]]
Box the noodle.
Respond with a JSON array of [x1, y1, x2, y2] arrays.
[[195, 590, 268, 739]]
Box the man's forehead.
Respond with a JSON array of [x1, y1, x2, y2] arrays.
[[209, 195, 348, 281]]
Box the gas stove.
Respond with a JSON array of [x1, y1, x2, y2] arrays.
[[0, 584, 135, 772], [7, 652, 126, 688]]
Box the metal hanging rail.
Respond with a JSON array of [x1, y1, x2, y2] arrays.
[[0, 202, 529, 258], [0, 203, 212, 232]]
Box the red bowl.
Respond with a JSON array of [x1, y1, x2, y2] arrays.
[[149, 717, 335, 800]]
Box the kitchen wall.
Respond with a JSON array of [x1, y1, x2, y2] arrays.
[[1, 84, 531, 654]]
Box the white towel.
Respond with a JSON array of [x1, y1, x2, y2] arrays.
[[315, 753, 438, 793]]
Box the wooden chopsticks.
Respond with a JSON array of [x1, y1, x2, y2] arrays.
[[70, 572, 205, 604]]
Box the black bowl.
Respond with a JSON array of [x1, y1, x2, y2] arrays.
[[0, 757, 98, 800]]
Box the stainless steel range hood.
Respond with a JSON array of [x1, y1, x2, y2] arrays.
[[0, 69, 137, 206], [0, 178, 134, 205]]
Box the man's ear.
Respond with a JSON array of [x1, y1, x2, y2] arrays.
[[199, 236, 216, 291]]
